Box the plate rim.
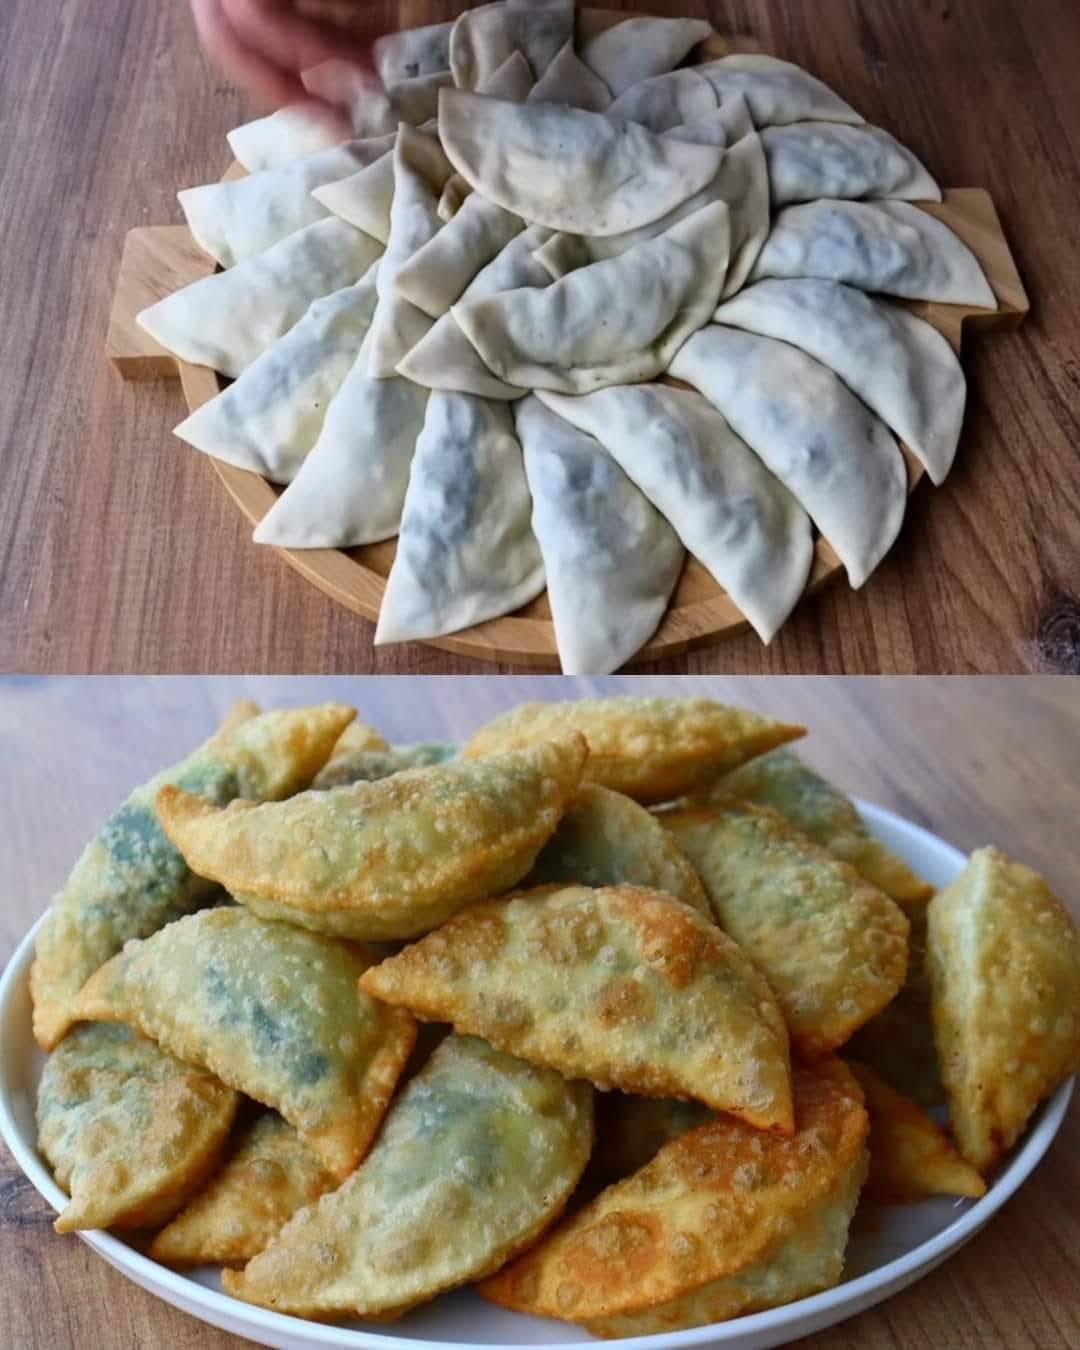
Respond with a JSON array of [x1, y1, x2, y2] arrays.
[[0, 799, 1073, 1350]]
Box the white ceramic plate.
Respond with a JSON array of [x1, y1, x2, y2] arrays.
[[0, 801, 1072, 1350]]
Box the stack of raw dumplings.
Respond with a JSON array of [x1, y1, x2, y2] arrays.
[[138, 1, 998, 672]]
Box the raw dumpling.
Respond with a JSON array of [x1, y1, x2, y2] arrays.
[[301, 59, 450, 137], [478, 1061, 868, 1335], [926, 847, 1080, 1172], [464, 695, 805, 805], [155, 734, 588, 940], [661, 802, 910, 1057], [374, 20, 454, 85], [524, 782, 710, 915], [450, 0, 575, 89], [580, 16, 713, 96], [313, 742, 458, 789], [227, 106, 351, 172], [606, 67, 718, 132], [474, 47, 536, 101], [37, 1022, 238, 1233], [393, 193, 524, 319], [763, 122, 941, 205], [72, 907, 417, 1180], [438, 89, 724, 236], [699, 748, 933, 904], [312, 146, 400, 245], [668, 324, 908, 588], [375, 392, 545, 644], [221, 1035, 593, 1318], [535, 384, 813, 644], [174, 267, 379, 484], [29, 703, 355, 1051], [698, 54, 863, 128], [137, 217, 382, 379], [715, 278, 966, 484], [527, 38, 612, 111], [149, 1112, 337, 1265], [178, 141, 380, 268], [749, 198, 996, 308], [452, 201, 731, 394], [252, 329, 428, 549], [360, 884, 794, 1131], [515, 395, 684, 673]]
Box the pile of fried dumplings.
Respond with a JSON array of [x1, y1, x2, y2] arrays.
[[30, 696, 1080, 1334]]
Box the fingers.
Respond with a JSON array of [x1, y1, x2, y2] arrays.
[[225, 0, 345, 74], [190, 0, 308, 108]]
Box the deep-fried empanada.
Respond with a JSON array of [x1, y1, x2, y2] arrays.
[[525, 784, 710, 915], [478, 1061, 868, 1335], [149, 1112, 336, 1265], [927, 847, 1080, 1173], [662, 803, 909, 1057], [30, 704, 355, 1051], [847, 1061, 984, 1203], [72, 908, 415, 1180], [221, 1034, 593, 1318], [155, 734, 587, 940], [37, 1022, 238, 1233], [589, 1093, 713, 1186], [360, 883, 793, 1132], [314, 742, 459, 789], [464, 697, 804, 805]]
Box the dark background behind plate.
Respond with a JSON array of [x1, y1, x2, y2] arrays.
[[0, 675, 1077, 1346], [1, 0, 1079, 673]]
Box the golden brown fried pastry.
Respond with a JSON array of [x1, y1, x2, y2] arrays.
[[662, 803, 909, 1057], [927, 847, 1080, 1173], [477, 1061, 868, 1335], [847, 1061, 984, 1204], [464, 697, 805, 804], [696, 748, 932, 904], [314, 741, 458, 789], [216, 698, 262, 734], [590, 1094, 714, 1186], [155, 734, 588, 941], [72, 907, 416, 1180], [30, 703, 355, 1051], [360, 884, 793, 1133], [222, 1035, 593, 1319], [526, 784, 710, 915], [36, 1022, 238, 1234], [149, 1112, 336, 1265]]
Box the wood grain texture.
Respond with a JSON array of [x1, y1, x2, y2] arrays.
[[1, 0, 1078, 673], [0, 675, 1078, 1349]]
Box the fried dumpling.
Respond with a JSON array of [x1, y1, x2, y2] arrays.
[[697, 54, 863, 128], [215, 698, 262, 735], [478, 1061, 868, 1335], [464, 696, 805, 805], [72, 908, 416, 1180], [580, 15, 713, 96], [30, 703, 355, 1051], [149, 1112, 336, 1265], [847, 1061, 985, 1204], [360, 884, 793, 1132], [313, 728, 458, 790], [662, 803, 909, 1057], [589, 1093, 713, 1185], [156, 735, 588, 940], [525, 784, 710, 916], [222, 1034, 593, 1318], [762, 122, 941, 206], [37, 1022, 238, 1233], [927, 847, 1080, 1173], [700, 748, 932, 904]]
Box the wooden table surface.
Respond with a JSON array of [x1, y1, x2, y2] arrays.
[[2, 0, 1079, 674], [0, 674, 1077, 1348]]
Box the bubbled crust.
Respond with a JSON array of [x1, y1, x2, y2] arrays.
[[463, 698, 805, 804], [155, 734, 588, 940], [662, 803, 910, 1057], [477, 1062, 867, 1325], [927, 847, 1080, 1173], [360, 884, 794, 1133]]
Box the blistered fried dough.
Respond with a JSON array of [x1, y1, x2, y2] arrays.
[[150, 1112, 336, 1265], [463, 697, 805, 805], [360, 884, 793, 1132], [156, 735, 587, 941], [477, 1062, 868, 1335], [927, 847, 1080, 1173], [313, 741, 459, 789], [699, 749, 932, 904], [30, 703, 355, 1051], [663, 803, 909, 1058], [590, 1094, 714, 1186], [847, 1061, 984, 1204], [72, 908, 416, 1180], [311, 718, 390, 785], [36, 1022, 238, 1234], [217, 698, 261, 734], [221, 1035, 594, 1319], [526, 785, 710, 916]]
